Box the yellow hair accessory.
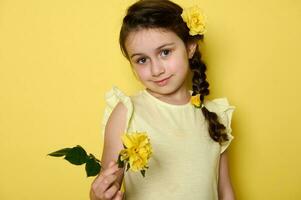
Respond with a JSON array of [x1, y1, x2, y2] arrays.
[[181, 5, 207, 36], [190, 93, 203, 108]]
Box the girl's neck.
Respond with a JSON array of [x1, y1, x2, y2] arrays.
[[145, 85, 191, 106]]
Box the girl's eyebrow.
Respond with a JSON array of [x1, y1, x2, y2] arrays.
[[130, 42, 175, 58]]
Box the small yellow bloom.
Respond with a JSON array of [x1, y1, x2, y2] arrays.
[[119, 132, 152, 174], [181, 6, 207, 36], [191, 94, 201, 107]]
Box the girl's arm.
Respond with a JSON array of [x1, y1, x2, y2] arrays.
[[90, 102, 127, 199], [100, 102, 127, 183], [218, 150, 236, 200]]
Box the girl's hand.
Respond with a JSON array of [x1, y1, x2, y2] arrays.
[[90, 161, 124, 200]]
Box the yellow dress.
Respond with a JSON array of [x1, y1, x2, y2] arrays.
[[101, 86, 235, 200]]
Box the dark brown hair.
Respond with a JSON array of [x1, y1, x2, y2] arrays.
[[119, 0, 229, 144]]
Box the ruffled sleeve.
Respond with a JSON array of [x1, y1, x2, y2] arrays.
[[203, 97, 236, 154], [101, 86, 134, 137]]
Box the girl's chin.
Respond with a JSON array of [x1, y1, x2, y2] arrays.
[[147, 86, 177, 95]]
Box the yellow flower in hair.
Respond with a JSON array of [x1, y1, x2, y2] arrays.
[[191, 93, 202, 108], [181, 6, 207, 36], [118, 132, 153, 177]]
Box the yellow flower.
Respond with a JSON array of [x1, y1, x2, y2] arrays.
[[181, 6, 207, 36], [191, 93, 201, 107], [119, 132, 152, 174]]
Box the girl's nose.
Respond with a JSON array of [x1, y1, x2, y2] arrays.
[[151, 60, 165, 77]]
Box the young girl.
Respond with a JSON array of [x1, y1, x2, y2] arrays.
[[90, 0, 236, 199]]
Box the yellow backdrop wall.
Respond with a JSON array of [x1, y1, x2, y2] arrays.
[[0, 0, 300, 199]]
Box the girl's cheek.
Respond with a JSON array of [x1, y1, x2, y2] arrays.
[[168, 59, 182, 72], [134, 67, 150, 80]]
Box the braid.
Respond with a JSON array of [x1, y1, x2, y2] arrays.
[[189, 47, 229, 143]]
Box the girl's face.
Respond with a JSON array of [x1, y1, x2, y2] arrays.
[[125, 28, 196, 96]]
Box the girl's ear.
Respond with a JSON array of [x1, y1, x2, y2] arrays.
[[186, 42, 198, 59]]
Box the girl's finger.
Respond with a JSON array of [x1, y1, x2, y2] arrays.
[[113, 191, 124, 200], [93, 163, 119, 186], [108, 160, 115, 168], [93, 174, 118, 197], [103, 181, 120, 199], [102, 162, 120, 177]]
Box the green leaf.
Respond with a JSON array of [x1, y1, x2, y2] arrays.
[[89, 153, 100, 162], [140, 170, 146, 177], [85, 158, 101, 177], [64, 145, 88, 165], [48, 148, 72, 157]]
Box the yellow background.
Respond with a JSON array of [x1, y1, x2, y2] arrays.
[[0, 0, 300, 199]]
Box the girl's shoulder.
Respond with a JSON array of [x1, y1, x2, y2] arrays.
[[203, 97, 236, 113], [101, 86, 134, 136], [203, 97, 236, 132], [103, 85, 144, 107], [204, 97, 236, 154]]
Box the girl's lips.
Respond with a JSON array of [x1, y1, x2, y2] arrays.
[[154, 76, 171, 86]]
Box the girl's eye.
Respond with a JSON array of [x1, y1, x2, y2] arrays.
[[160, 49, 171, 57], [136, 57, 147, 64]]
